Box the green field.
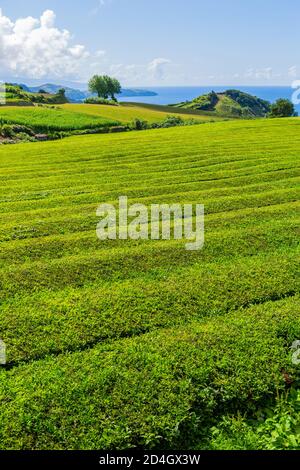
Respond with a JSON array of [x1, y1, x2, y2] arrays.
[[0, 106, 119, 132], [0, 102, 222, 138], [0, 118, 299, 450], [61, 102, 222, 123]]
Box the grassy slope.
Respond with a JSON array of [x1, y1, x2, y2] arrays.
[[175, 93, 240, 117], [0, 118, 299, 449], [175, 91, 270, 118], [215, 94, 237, 114], [0, 106, 119, 131], [60, 102, 224, 123], [1, 85, 68, 106]]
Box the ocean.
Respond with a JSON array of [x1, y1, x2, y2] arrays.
[[120, 86, 299, 114]]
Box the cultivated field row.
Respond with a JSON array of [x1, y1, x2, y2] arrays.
[[0, 117, 299, 449]]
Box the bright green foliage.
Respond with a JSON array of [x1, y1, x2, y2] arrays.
[[0, 106, 119, 132], [270, 99, 296, 118], [0, 297, 300, 450], [183, 91, 219, 111], [209, 387, 300, 450], [61, 102, 218, 123], [176, 89, 271, 117], [88, 75, 121, 101], [1, 84, 69, 105], [0, 118, 299, 449], [84, 97, 118, 105], [224, 90, 270, 116], [0, 102, 220, 140]]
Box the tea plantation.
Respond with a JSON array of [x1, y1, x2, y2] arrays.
[[0, 118, 299, 449]]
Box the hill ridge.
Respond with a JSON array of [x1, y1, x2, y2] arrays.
[[174, 88, 271, 117]]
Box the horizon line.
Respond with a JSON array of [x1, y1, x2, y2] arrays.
[[3, 80, 295, 89]]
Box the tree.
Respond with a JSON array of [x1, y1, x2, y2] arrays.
[[269, 99, 295, 117], [106, 76, 121, 101], [88, 76, 109, 99], [58, 88, 66, 97], [88, 75, 121, 101]]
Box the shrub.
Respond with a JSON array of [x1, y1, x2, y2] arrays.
[[11, 124, 35, 136], [161, 115, 184, 127], [84, 97, 118, 105], [131, 118, 149, 130], [269, 99, 295, 118], [0, 124, 14, 138], [208, 388, 300, 450], [15, 133, 37, 143], [151, 115, 185, 129]]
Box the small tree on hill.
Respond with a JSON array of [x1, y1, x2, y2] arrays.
[[88, 75, 121, 101], [106, 76, 121, 101], [58, 88, 66, 97], [88, 76, 109, 99], [269, 99, 295, 117]]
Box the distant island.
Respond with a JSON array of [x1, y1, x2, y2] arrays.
[[173, 89, 271, 118], [15, 83, 157, 103]]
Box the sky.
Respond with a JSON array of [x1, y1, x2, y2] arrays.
[[0, 0, 299, 87]]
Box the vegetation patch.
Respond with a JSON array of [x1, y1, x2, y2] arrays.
[[1, 84, 69, 106], [175, 89, 272, 117], [0, 106, 119, 133], [0, 118, 299, 448]]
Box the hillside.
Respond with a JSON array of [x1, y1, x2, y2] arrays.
[[0, 102, 224, 143], [0, 106, 118, 132], [175, 89, 271, 117], [0, 118, 299, 449], [1, 84, 69, 106], [60, 102, 225, 123]]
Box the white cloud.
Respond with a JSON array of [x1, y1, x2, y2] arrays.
[[0, 8, 175, 85], [40, 9, 56, 28], [0, 8, 89, 79], [13, 16, 39, 35], [70, 45, 88, 59], [104, 59, 173, 85], [148, 58, 171, 80], [0, 11, 13, 34], [109, 63, 142, 81]]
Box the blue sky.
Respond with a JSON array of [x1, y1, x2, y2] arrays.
[[0, 0, 299, 86]]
